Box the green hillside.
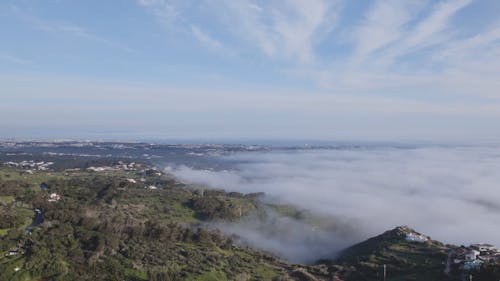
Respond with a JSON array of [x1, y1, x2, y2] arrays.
[[329, 226, 452, 280], [0, 167, 327, 281]]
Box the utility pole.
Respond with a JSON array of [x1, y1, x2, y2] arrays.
[[383, 264, 386, 281]]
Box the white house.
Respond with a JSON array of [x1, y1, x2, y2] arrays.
[[471, 244, 496, 252], [48, 193, 61, 202], [465, 250, 480, 261]]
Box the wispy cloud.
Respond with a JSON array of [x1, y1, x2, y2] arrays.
[[348, 0, 474, 67], [293, 0, 499, 100], [21, 14, 137, 53], [191, 25, 222, 49], [377, 0, 473, 63], [137, 0, 340, 64], [136, 0, 180, 26], [215, 0, 340, 64], [435, 21, 500, 61], [350, 0, 422, 64], [0, 54, 32, 65], [404, 0, 472, 51], [134, 0, 500, 101]]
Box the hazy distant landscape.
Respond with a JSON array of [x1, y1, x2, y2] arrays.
[[1, 141, 500, 280]]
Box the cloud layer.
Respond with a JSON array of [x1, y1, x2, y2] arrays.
[[169, 146, 500, 261], [136, 0, 500, 99]]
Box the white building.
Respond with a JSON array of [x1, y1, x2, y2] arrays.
[[471, 244, 496, 252], [48, 193, 61, 202], [465, 250, 480, 261]]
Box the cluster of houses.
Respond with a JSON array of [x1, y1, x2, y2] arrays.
[[4, 246, 24, 272], [2, 160, 54, 171], [86, 161, 142, 172], [405, 233, 429, 243], [86, 166, 114, 172], [402, 230, 499, 273], [5, 247, 23, 257], [123, 178, 158, 190], [452, 244, 500, 271], [5, 247, 25, 272]]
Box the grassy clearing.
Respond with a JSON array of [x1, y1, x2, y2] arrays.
[[124, 268, 148, 280], [253, 264, 281, 280], [0, 169, 61, 185], [186, 270, 228, 281], [0, 195, 15, 204]]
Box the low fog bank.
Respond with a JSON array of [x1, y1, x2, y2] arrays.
[[166, 145, 500, 261], [213, 209, 361, 263]]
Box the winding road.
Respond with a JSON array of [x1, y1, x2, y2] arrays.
[[25, 208, 44, 232]]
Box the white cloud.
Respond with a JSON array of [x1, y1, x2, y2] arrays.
[[137, 0, 339, 64], [137, 0, 500, 101], [352, 0, 475, 65], [191, 25, 222, 49], [136, 0, 180, 26], [365, 0, 473, 66], [350, 0, 422, 64], [435, 22, 500, 61], [403, 0, 472, 51], [217, 0, 339, 64], [291, 1, 500, 100]]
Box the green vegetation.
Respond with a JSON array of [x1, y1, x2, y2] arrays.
[[0, 167, 321, 281], [0, 195, 15, 204], [328, 226, 454, 281]]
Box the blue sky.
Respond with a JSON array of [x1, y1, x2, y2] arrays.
[[1, 0, 499, 142]]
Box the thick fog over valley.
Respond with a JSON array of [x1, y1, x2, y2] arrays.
[[167, 145, 500, 262]]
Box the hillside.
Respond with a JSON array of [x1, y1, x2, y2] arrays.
[[324, 226, 451, 280], [326, 226, 500, 281], [0, 166, 328, 281]]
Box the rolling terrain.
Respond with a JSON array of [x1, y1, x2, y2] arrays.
[[1, 142, 499, 280]]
